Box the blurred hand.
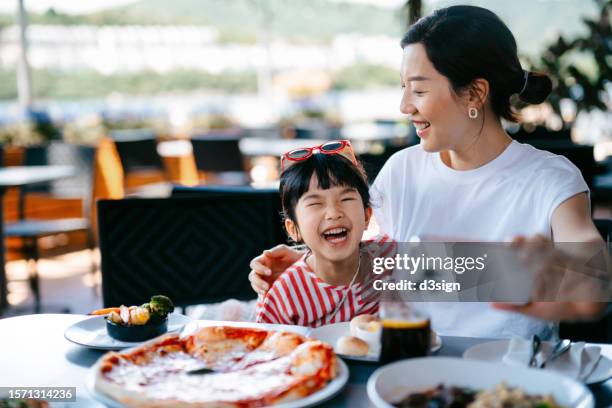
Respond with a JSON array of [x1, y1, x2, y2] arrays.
[[248, 245, 304, 296], [492, 234, 610, 321], [492, 300, 606, 321]]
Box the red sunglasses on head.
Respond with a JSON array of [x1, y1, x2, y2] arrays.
[[280, 140, 357, 172]]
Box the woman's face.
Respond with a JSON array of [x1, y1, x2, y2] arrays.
[[400, 43, 475, 152]]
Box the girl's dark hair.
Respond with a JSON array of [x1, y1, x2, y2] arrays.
[[401, 5, 552, 122], [280, 153, 370, 225]]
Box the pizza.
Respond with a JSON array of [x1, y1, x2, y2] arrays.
[[93, 326, 338, 407]]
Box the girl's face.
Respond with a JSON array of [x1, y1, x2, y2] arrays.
[[285, 175, 371, 264], [400, 43, 478, 152]]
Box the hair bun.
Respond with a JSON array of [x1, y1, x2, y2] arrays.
[[518, 71, 553, 105]]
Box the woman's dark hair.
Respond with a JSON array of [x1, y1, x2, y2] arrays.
[[280, 153, 370, 225], [401, 5, 552, 122]]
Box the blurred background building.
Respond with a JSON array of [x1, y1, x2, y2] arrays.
[[0, 0, 606, 134]]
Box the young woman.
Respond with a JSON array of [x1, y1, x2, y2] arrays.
[[250, 6, 605, 338]]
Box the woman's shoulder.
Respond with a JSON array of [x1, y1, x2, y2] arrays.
[[510, 141, 588, 200], [512, 141, 582, 175]]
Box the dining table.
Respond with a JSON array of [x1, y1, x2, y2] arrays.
[[0, 165, 76, 313], [1, 313, 612, 407]]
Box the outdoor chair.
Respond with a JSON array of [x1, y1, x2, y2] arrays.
[[4, 142, 97, 312], [511, 126, 573, 143], [110, 128, 170, 195], [190, 133, 249, 185], [358, 144, 409, 184], [171, 184, 286, 243], [97, 195, 286, 309], [110, 128, 165, 174]]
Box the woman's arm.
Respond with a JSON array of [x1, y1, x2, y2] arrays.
[[494, 193, 609, 320], [248, 245, 304, 295], [550, 192, 602, 243]]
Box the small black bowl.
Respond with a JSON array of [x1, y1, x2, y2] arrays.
[[106, 317, 168, 342]]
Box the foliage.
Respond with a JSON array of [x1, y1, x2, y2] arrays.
[[0, 120, 54, 145], [0, 63, 403, 100], [0, 69, 257, 100], [531, 0, 611, 115]]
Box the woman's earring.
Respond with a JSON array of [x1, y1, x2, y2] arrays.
[[468, 107, 478, 119]]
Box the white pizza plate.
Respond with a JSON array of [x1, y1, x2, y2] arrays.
[[86, 356, 349, 408], [367, 357, 594, 408], [309, 321, 442, 363], [463, 339, 612, 385], [64, 313, 192, 350]]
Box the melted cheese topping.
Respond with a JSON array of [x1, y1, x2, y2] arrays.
[[105, 353, 296, 403], [99, 328, 335, 406]]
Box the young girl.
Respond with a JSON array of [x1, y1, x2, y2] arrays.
[[255, 140, 395, 327]]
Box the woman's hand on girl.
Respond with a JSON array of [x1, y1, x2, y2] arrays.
[[249, 245, 303, 295]]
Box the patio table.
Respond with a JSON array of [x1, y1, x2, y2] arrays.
[[0, 166, 75, 313], [0, 314, 610, 407]]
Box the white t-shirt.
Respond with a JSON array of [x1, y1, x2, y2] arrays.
[[370, 140, 589, 338]]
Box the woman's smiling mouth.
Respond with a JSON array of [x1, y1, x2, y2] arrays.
[[412, 120, 431, 137]]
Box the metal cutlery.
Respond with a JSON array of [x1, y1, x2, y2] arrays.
[[528, 335, 542, 367], [539, 339, 571, 369], [186, 366, 216, 375]]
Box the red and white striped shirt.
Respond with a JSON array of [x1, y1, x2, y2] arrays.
[[255, 234, 396, 327]]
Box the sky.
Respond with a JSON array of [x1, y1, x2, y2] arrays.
[[329, 0, 406, 7], [0, 0, 579, 15], [0, 0, 408, 15], [0, 0, 141, 15]]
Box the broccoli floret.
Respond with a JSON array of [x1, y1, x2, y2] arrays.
[[149, 295, 174, 319]]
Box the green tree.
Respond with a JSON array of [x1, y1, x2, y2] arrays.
[[533, 0, 611, 114]]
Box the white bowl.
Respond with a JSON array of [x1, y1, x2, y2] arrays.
[[367, 357, 594, 408]]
